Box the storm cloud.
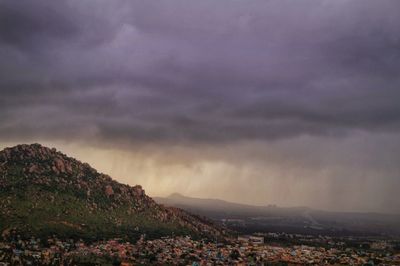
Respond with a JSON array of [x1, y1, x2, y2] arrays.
[[1, 0, 400, 212], [1, 0, 400, 143]]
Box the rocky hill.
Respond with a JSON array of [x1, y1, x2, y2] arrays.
[[0, 144, 224, 242]]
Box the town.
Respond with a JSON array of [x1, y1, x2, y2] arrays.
[[1, 232, 399, 265]]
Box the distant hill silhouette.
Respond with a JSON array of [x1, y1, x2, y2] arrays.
[[155, 194, 400, 237]]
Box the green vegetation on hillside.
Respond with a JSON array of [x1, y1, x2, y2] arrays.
[[0, 144, 223, 242]]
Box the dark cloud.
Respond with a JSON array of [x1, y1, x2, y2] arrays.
[[0, 1, 78, 50], [1, 0, 400, 145]]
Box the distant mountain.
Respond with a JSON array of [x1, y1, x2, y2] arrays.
[[155, 194, 400, 237], [155, 193, 315, 219], [0, 144, 224, 242], [155, 193, 307, 217]]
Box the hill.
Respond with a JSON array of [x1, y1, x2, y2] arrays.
[[155, 193, 400, 237], [0, 144, 224, 242]]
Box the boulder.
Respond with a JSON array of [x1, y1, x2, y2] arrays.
[[54, 158, 66, 173], [105, 185, 114, 197]]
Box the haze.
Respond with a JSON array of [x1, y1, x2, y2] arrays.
[[1, 0, 400, 213]]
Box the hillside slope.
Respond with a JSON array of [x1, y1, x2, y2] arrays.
[[0, 144, 224, 241]]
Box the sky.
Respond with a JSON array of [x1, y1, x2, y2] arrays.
[[1, 0, 400, 213]]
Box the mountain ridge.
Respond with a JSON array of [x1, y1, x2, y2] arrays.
[[160, 193, 394, 215], [155, 193, 309, 214]]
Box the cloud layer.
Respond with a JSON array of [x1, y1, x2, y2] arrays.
[[1, 0, 400, 144]]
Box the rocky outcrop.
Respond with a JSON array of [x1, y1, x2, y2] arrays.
[[0, 144, 225, 239]]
